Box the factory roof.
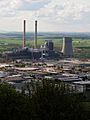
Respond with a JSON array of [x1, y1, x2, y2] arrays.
[[62, 73, 78, 77], [59, 59, 90, 65], [3, 76, 24, 82], [58, 77, 82, 82], [14, 67, 40, 71], [0, 63, 12, 68], [73, 81, 90, 85]]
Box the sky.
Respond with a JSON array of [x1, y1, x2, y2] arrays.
[[0, 0, 90, 32]]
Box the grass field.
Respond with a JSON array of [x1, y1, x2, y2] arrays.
[[0, 37, 90, 58], [72, 39, 90, 58]]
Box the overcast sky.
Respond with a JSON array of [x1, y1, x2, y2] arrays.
[[0, 0, 90, 32]]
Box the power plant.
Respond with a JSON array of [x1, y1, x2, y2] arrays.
[[3, 20, 73, 60]]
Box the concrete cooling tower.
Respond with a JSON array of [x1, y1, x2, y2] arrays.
[[62, 37, 73, 57]]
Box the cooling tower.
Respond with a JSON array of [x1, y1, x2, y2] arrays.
[[62, 37, 73, 57], [34, 20, 37, 48], [23, 20, 26, 48]]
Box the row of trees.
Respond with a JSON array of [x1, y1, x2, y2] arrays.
[[0, 81, 90, 120]]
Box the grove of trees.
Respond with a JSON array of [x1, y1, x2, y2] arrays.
[[0, 80, 89, 120]]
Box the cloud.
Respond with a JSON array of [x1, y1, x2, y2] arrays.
[[0, 0, 90, 30], [35, 0, 90, 24], [18, 0, 50, 11], [0, 0, 21, 16], [0, 0, 50, 17]]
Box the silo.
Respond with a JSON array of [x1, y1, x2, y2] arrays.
[[62, 37, 73, 57]]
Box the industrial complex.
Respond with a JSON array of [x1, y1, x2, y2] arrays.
[[0, 20, 89, 100], [3, 20, 73, 60]]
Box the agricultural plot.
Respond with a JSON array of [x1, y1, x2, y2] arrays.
[[73, 39, 90, 58]]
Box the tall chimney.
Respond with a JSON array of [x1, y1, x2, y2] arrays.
[[23, 20, 26, 48], [34, 20, 37, 48]]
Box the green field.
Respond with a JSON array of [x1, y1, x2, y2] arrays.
[[0, 37, 90, 58]]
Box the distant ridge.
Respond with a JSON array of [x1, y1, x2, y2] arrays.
[[0, 32, 90, 39]]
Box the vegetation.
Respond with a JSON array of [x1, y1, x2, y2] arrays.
[[0, 81, 89, 120], [0, 83, 31, 120], [30, 80, 87, 120]]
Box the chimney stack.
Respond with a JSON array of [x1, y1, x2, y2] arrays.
[[23, 20, 26, 48], [34, 20, 37, 48]]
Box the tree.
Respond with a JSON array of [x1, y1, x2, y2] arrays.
[[30, 80, 88, 120], [0, 81, 89, 120], [0, 83, 31, 120]]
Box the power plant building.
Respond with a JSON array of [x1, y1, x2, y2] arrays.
[[44, 40, 54, 51], [3, 20, 73, 60]]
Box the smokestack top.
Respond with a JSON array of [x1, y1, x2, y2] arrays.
[[24, 19, 26, 22], [35, 20, 37, 23]]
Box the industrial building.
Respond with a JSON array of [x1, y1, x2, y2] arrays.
[[3, 20, 73, 60], [62, 37, 73, 57]]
